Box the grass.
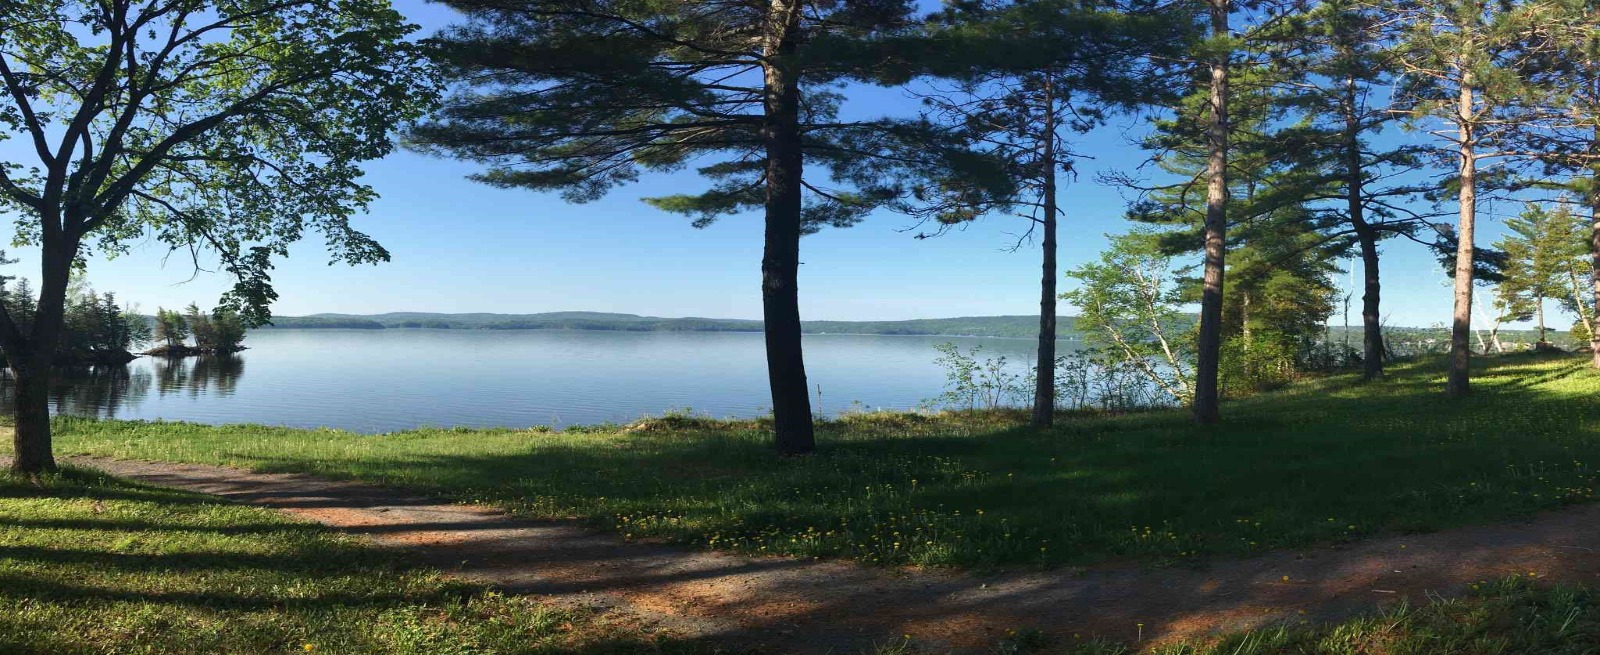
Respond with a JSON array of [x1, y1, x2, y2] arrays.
[[14, 353, 1600, 653], [1067, 577, 1600, 654], [0, 469, 715, 654], [42, 352, 1600, 570], [5, 469, 1596, 655]]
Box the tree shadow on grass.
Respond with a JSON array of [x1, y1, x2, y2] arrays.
[[0, 473, 747, 655]]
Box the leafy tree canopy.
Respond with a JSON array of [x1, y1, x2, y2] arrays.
[[0, 0, 439, 326]]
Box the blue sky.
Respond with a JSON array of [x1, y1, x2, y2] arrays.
[[0, 0, 1555, 329]]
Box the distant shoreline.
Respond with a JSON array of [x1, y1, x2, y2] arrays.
[[250, 325, 1087, 341], [254, 313, 1086, 340]]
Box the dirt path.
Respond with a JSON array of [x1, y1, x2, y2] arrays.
[[55, 456, 1600, 653]]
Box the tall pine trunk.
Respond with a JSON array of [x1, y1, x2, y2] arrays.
[[1354, 224, 1384, 378], [1193, 0, 1229, 424], [1590, 130, 1600, 367], [760, 0, 813, 455], [1342, 67, 1384, 380], [1446, 77, 1476, 398], [1032, 81, 1058, 429]]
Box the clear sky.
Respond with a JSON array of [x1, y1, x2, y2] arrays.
[[0, 0, 1560, 329]]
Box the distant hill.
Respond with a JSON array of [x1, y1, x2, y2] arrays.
[[259, 312, 1082, 339]]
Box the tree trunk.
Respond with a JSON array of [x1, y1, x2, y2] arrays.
[[1241, 291, 1251, 349], [1032, 83, 1058, 430], [1353, 224, 1384, 378], [1446, 78, 1475, 398], [1536, 294, 1546, 343], [1193, 0, 1229, 424], [1567, 265, 1594, 347], [8, 360, 54, 473], [1590, 145, 1600, 367], [1341, 64, 1385, 380], [7, 245, 73, 474], [760, 0, 813, 455]]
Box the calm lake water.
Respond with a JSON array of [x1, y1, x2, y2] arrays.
[[20, 329, 1078, 432]]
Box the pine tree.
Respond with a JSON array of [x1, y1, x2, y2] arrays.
[[1387, 0, 1565, 395], [409, 0, 1020, 453], [914, 0, 1192, 427], [1494, 204, 1583, 343], [1253, 0, 1437, 379], [1516, 0, 1600, 364]]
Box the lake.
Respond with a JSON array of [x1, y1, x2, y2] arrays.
[[16, 329, 1077, 432]]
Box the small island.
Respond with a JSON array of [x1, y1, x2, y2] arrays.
[[143, 304, 247, 357]]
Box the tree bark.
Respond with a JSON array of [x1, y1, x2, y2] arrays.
[[1193, 0, 1229, 424], [1446, 77, 1476, 398], [1569, 264, 1594, 348], [1353, 223, 1384, 378], [760, 0, 813, 455], [1536, 294, 1546, 343], [1341, 64, 1385, 380], [1032, 81, 1058, 430], [7, 243, 73, 474], [1590, 137, 1600, 367], [8, 360, 54, 473]]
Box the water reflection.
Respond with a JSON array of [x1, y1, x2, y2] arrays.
[[0, 354, 245, 419], [153, 355, 245, 397]]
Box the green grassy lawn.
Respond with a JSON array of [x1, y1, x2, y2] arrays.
[[0, 469, 704, 655], [46, 352, 1600, 570], [6, 470, 1594, 655]]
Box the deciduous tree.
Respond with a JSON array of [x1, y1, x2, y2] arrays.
[[0, 0, 437, 472]]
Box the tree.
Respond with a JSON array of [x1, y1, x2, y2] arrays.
[[913, 0, 1190, 428], [1495, 203, 1585, 343], [3, 277, 152, 364], [208, 308, 249, 354], [1120, 23, 1350, 411], [1062, 231, 1195, 403], [1516, 0, 1600, 365], [186, 303, 248, 353], [1194, 0, 1233, 423], [410, 0, 1014, 453], [1256, 0, 1436, 380], [1386, 0, 1562, 396], [1222, 205, 1342, 384], [1105, 0, 1263, 422], [185, 304, 214, 352], [153, 309, 190, 351], [1123, 64, 1348, 389], [0, 0, 436, 473]]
